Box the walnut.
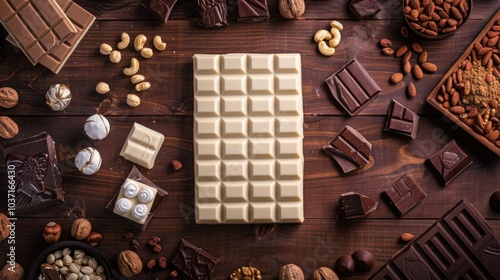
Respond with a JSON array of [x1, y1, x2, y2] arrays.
[[0, 262, 24, 280], [230, 266, 262, 280]]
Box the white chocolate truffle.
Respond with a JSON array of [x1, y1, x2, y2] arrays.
[[75, 147, 102, 175], [46, 84, 72, 111], [123, 182, 139, 198], [137, 188, 155, 203], [84, 114, 110, 140], [132, 204, 148, 220], [114, 198, 132, 214]]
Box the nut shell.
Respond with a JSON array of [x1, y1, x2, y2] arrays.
[[0, 116, 18, 139], [279, 264, 304, 280], [313, 267, 338, 280], [0, 87, 19, 108], [0, 263, 24, 280], [278, 0, 305, 19], [0, 213, 9, 241], [71, 218, 92, 240], [117, 250, 143, 277]]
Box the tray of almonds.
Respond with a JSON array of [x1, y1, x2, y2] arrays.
[[427, 9, 500, 156]]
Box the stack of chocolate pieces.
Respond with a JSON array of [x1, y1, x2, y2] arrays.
[[0, 0, 95, 74], [323, 126, 372, 173]]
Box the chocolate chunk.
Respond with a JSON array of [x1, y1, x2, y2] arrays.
[[198, 0, 228, 28], [426, 140, 472, 185], [352, 249, 375, 273], [382, 173, 426, 216], [384, 99, 420, 139], [172, 239, 219, 280], [2, 132, 63, 214], [489, 191, 500, 212], [141, 0, 178, 23], [368, 200, 500, 280], [335, 255, 356, 277], [323, 126, 372, 173], [339, 192, 378, 219], [237, 0, 269, 22], [348, 0, 382, 20]]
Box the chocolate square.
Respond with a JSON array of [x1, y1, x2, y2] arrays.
[[426, 140, 473, 185], [141, 0, 178, 23], [198, 0, 228, 28], [382, 173, 426, 216], [348, 0, 382, 20], [384, 99, 420, 139], [172, 239, 219, 280], [237, 0, 269, 22], [339, 192, 378, 219], [323, 126, 372, 173], [2, 132, 63, 214]]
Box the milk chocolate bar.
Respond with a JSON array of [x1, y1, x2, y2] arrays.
[[382, 173, 426, 216], [198, 0, 228, 27], [426, 140, 473, 186], [348, 0, 382, 20], [172, 239, 219, 280], [384, 99, 419, 139], [339, 192, 378, 219], [368, 200, 500, 280], [2, 132, 63, 214], [0, 0, 77, 65], [141, 0, 178, 23], [323, 126, 372, 173], [237, 0, 269, 22], [325, 58, 381, 116]]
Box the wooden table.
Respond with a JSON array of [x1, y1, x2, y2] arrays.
[[1, 0, 500, 279]]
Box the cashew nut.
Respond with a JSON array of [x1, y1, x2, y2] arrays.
[[153, 35, 166, 51], [134, 34, 147, 51], [117, 32, 130, 49], [314, 29, 332, 43], [126, 94, 140, 107], [135, 81, 151, 92], [318, 41, 335, 56], [131, 74, 146, 84], [109, 50, 121, 63], [95, 82, 110, 94], [100, 43, 112, 55], [123, 58, 139, 76], [329, 28, 341, 48], [329, 20, 344, 31], [140, 47, 153, 59]]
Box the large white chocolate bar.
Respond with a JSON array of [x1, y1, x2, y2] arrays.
[[193, 53, 304, 224]]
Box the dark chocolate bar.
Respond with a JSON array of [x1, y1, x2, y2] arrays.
[[2, 132, 63, 214], [325, 58, 382, 116], [384, 99, 419, 139], [426, 140, 473, 186], [172, 239, 219, 280], [368, 200, 500, 280], [237, 0, 269, 22], [348, 0, 382, 20], [198, 0, 228, 28], [339, 192, 378, 219], [382, 173, 426, 216], [141, 0, 178, 23], [323, 126, 372, 173]]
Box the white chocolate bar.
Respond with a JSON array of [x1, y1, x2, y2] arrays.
[[193, 53, 304, 224], [120, 122, 165, 169], [113, 178, 158, 224]]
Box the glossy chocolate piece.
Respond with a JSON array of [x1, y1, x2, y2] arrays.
[[237, 0, 269, 22], [352, 249, 375, 273], [172, 239, 219, 280], [490, 191, 500, 212], [141, 0, 178, 23], [348, 0, 382, 20], [106, 166, 168, 231], [323, 126, 372, 173], [198, 0, 228, 28], [384, 99, 419, 139], [335, 255, 356, 277], [339, 192, 377, 219], [2, 132, 63, 214], [325, 58, 381, 116], [368, 200, 500, 280], [426, 140, 472, 185], [382, 173, 426, 216]]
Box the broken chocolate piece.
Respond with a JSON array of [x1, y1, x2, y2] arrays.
[[349, 0, 383, 20], [172, 239, 219, 280], [382, 173, 426, 216], [237, 0, 269, 22], [198, 0, 228, 28], [141, 0, 178, 23], [339, 192, 378, 219], [426, 140, 472, 185], [384, 99, 420, 139], [323, 126, 372, 173]]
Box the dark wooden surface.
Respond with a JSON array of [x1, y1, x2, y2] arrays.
[[1, 0, 500, 279]]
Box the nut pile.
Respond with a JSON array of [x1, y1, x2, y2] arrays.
[[39, 248, 106, 280], [314, 21, 343, 57]]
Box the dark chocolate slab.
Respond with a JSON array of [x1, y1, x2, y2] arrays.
[[198, 0, 228, 28], [2, 132, 63, 214], [323, 126, 372, 173], [141, 0, 178, 23], [326, 58, 381, 116], [368, 200, 500, 280], [339, 192, 378, 219], [172, 239, 219, 280], [426, 140, 473, 186], [382, 173, 426, 216], [237, 0, 269, 22], [384, 99, 420, 139], [348, 0, 382, 20]]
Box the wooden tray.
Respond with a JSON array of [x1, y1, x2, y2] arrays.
[[426, 9, 500, 157]]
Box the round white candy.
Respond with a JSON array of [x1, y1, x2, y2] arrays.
[[115, 198, 132, 214], [84, 114, 110, 140], [137, 188, 155, 203], [132, 204, 148, 220], [74, 147, 102, 175], [123, 182, 139, 198], [46, 84, 72, 111]]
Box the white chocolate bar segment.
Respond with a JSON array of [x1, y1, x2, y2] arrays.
[[193, 53, 304, 224], [113, 179, 157, 225], [120, 122, 165, 169]]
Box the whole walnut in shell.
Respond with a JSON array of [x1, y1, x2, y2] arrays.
[[230, 266, 262, 280], [0, 262, 24, 280]]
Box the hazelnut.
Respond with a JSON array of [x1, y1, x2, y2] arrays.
[[85, 232, 103, 246], [313, 267, 338, 280], [43, 222, 62, 244], [71, 218, 92, 240], [0, 262, 24, 280], [280, 264, 304, 280], [117, 250, 143, 277]]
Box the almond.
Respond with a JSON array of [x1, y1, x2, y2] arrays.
[[379, 38, 393, 48], [390, 73, 404, 84], [0, 87, 19, 109], [411, 43, 424, 53], [421, 62, 438, 72], [487, 130, 500, 142], [413, 65, 424, 79], [402, 50, 412, 63], [396, 45, 408, 58], [0, 116, 19, 139], [401, 26, 409, 38], [401, 233, 415, 242], [425, 2, 435, 16], [403, 61, 411, 75], [449, 106, 465, 114], [382, 47, 394, 55], [407, 82, 417, 98], [418, 50, 428, 64]]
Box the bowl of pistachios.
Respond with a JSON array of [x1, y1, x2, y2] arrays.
[[27, 241, 112, 280]]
